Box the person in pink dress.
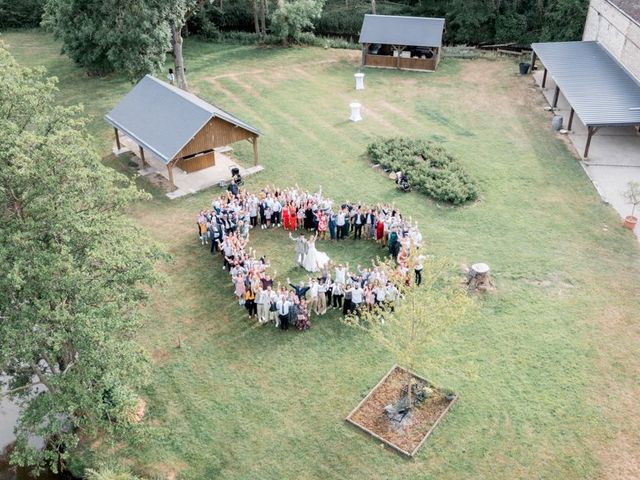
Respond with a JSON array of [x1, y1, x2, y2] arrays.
[[234, 274, 246, 304], [317, 211, 328, 240]]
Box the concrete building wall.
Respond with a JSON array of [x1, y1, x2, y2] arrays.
[[584, 0, 640, 80]]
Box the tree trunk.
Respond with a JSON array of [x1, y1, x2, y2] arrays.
[[371, 0, 376, 14], [172, 23, 188, 91], [253, 0, 260, 34], [260, 0, 267, 35]]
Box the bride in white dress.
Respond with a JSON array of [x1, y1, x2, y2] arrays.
[[303, 234, 330, 273]]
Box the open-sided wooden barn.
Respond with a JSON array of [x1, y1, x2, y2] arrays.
[[358, 14, 445, 72], [105, 75, 260, 188]]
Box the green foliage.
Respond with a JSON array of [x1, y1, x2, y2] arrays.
[[41, 0, 181, 79], [195, 28, 357, 48], [0, 0, 45, 28], [85, 467, 143, 480], [0, 47, 163, 473], [188, 0, 588, 49], [541, 0, 590, 42], [367, 138, 479, 205], [342, 252, 474, 375], [189, 0, 256, 34], [270, 0, 325, 45]]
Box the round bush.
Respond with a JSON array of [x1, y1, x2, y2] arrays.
[[367, 138, 478, 205]]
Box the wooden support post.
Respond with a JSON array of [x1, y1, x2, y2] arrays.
[[552, 85, 560, 109], [542, 68, 548, 88], [252, 137, 259, 166], [361, 43, 368, 66], [167, 161, 175, 189], [584, 127, 599, 159], [139, 146, 147, 168], [530, 51, 537, 72], [568, 108, 575, 131], [114, 127, 121, 150], [393, 45, 405, 70]]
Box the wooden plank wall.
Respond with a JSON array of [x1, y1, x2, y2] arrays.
[[364, 54, 398, 68], [364, 53, 437, 71], [175, 117, 257, 160], [398, 56, 436, 71], [175, 151, 215, 173]]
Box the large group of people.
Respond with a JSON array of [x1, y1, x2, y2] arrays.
[[195, 185, 425, 331]]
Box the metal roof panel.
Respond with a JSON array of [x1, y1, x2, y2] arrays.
[[359, 14, 445, 48], [531, 41, 640, 127]]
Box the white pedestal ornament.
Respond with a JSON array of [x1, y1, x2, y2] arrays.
[[354, 72, 365, 90], [349, 102, 362, 122]]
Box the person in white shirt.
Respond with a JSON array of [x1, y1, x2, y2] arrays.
[[415, 254, 426, 286], [385, 282, 398, 311], [255, 285, 269, 324], [307, 278, 319, 316], [334, 263, 347, 285], [331, 281, 344, 309], [351, 284, 364, 313], [316, 279, 328, 315], [336, 210, 346, 240], [276, 295, 292, 330], [375, 284, 386, 304], [272, 199, 282, 227]]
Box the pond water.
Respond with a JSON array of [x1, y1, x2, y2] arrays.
[[0, 377, 64, 480]]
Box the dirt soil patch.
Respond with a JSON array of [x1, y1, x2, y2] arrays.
[[347, 365, 456, 456]]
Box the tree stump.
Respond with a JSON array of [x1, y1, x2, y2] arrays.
[[467, 263, 495, 292]]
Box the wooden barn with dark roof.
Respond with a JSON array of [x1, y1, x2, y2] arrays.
[[358, 14, 445, 72], [105, 75, 261, 188]]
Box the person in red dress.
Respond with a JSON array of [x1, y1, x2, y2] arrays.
[[289, 204, 297, 231], [376, 217, 385, 245], [282, 202, 291, 231]]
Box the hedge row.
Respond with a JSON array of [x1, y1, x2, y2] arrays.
[[367, 138, 478, 205]]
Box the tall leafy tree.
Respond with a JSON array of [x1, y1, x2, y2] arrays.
[[541, 0, 589, 41], [271, 0, 325, 46], [42, 0, 179, 79], [0, 47, 163, 473]]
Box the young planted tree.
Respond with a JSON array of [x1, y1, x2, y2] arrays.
[[0, 47, 163, 473], [342, 251, 473, 409]]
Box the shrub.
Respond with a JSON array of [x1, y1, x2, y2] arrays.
[[367, 138, 478, 205]]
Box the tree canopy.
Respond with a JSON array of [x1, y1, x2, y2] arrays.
[[42, 0, 180, 79], [0, 46, 163, 473], [271, 0, 325, 45]]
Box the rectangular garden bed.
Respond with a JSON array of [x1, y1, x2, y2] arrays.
[[346, 365, 458, 457]]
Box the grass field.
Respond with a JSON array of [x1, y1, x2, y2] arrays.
[[3, 30, 640, 480]]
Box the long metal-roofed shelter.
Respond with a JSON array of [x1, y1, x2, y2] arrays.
[[530, 41, 640, 158], [358, 14, 445, 72], [105, 75, 261, 187]]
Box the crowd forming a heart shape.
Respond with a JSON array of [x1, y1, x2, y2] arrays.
[[196, 185, 425, 331]]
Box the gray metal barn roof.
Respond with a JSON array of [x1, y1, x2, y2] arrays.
[[531, 41, 640, 127], [105, 75, 260, 164], [358, 14, 445, 48]]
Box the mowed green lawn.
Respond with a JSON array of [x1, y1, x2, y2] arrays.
[[4, 30, 640, 480]]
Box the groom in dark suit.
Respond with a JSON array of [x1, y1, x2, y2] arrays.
[[353, 209, 366, 240]]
